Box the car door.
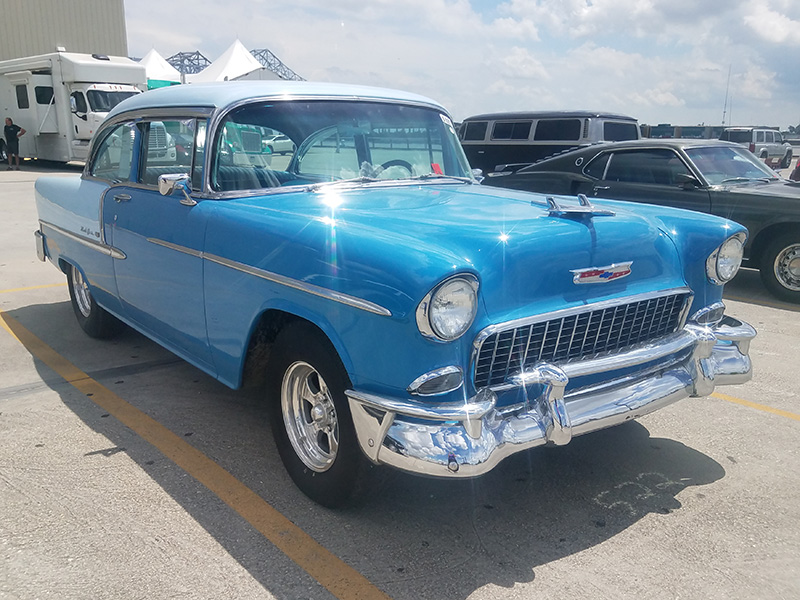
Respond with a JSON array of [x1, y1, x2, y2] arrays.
[[103, 118, 215, 371], [586, 148, 713, 214]]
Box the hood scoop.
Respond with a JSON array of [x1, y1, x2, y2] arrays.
[[539, 194, 616, 218]]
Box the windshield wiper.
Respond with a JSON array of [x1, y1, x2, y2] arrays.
[[719, 176, 775, 184], [412, 173, 475, 184], [306, 176, 382, 192]]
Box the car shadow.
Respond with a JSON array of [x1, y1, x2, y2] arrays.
[[724, 267, 800, 311], [7, 300, 727, 600]]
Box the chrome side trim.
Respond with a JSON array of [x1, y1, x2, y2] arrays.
[[144, 237, 391, 316], [40, 221, 126, 260], [204, 252, 392, 317], [147, 238, 203, 257]]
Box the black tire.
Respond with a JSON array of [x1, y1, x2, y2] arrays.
[[781, 151, 794, 169], [759, 233, 800, 303], [67, 264, 125, 339], [267, 321, 364, 507], [0, 140, 6, 162]]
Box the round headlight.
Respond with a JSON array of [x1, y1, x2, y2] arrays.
[[707, 233, 745, 284], [417, 275, 479, 341]]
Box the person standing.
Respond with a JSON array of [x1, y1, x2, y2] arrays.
[[4, 117, 26, 170]]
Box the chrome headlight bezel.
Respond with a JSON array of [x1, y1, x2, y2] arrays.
[[706, 232, 746, 285], [416, 274, 479, 342]]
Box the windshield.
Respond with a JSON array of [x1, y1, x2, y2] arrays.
[[685, 146, 777, 185], [87, 90, 139, 113], [211, 100, 473, 192]]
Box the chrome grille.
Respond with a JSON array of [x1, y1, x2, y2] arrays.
[[473, 291, 691, 389]]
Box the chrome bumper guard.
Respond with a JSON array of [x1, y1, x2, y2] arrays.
[[347, 316, 755, 478]]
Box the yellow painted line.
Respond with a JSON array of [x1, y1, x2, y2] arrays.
[[0, 310, 392, 600], [713, 391, 800, 422], [0, 282, 67, 294]]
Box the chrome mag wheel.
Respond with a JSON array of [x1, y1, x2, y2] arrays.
[[71, 266, 93, 318], [281, 361, 340, 472]]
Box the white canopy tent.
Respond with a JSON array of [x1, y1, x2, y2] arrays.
[[139, 48, 182, 88], [187, 40, 278, 83]]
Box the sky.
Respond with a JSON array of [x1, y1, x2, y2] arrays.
[[125, 0, 800, 129]]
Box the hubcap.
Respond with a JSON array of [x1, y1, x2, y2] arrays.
[[774, 244, 800, 292], [281, 361, 339, 472], [72, 267, 93, 318]]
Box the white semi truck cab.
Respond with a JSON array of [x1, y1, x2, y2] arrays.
[[0, 51, 146, 163]]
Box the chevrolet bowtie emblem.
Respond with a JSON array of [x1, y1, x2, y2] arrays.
[[571, 261, 633, 284]]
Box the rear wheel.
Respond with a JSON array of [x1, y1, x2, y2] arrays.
[[781, 151, 794, 169], [267, 321, 364, 507], [67, 264, 125, 338], [760, 233, 800, 303]]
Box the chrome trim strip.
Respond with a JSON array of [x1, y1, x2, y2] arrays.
[[144, 237, 391, 316], [204, 252, 392, 317], [147, 238, 203, 257], [40, 221, 126, 260]]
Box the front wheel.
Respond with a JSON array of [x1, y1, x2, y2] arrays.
[[760, 233, 800, 303], [67, 264, 125, 338], [267, 321, 364, 507]]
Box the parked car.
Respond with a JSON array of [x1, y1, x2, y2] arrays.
[[483, 139, 800, 303], [720, 126, 794, 168], [459, 111, 640, 174], [34, 82, 755, 507], [263, 133, 295, 155]]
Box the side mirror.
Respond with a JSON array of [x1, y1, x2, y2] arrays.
[[675, 173, 702, 189], [158, 173, 196, 206], [471, 168, 484, 183], [69, 96, 87, 120]]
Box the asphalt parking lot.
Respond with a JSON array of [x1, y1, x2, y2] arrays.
[[1, 161, 799, 600]]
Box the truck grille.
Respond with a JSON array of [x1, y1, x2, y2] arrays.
[[473, 291, 691, 389]]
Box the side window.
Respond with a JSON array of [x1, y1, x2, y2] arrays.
[[90, 122, 137, 182], [604, 122, 639, 141], [212, 119, 281, 191], [15, 85, 29, 109], [764, 131, 774, 143], [533, 119, 581, 141], [460, 121, 488, 141], [584, 153, 610, 179], [756, 131, 765, 143], [71, 91, 88, 113], [775, 132, 783, 143], [140, 119, 193, 186], [605, 149, 690, 185], [35, 86, 54, 105], [491, 121, 532, 140]]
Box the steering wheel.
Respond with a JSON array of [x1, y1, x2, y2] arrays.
[[380, 159, 413, 176]]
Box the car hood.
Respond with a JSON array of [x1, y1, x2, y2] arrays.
[[221, 183, 697, 322], [719, 179, 800, 199]]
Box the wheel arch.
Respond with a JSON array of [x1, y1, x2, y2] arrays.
[[239, 307, 354, 390], [749, 222, 800, 266]]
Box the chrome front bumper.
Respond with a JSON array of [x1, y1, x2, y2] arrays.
[[346, 316, 755, 478]]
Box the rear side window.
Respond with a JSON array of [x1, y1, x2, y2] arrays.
[[604, 149, 690, 185], [491, 121, 532, 140], [604, 122, 639, 141], [533, 119, 581, 141], [584, 153, 610, 179], [721, 130, 751, 143], [461, 121, 488, 141]]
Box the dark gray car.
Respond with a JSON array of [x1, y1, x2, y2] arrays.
[[483, 139, 800, 303]]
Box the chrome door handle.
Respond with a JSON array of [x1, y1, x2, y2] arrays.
[[593, 186, 610, 191], [113, 194, 131, 203]]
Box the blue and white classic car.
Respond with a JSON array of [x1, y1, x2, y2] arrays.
[[34, 82, 756, 507]]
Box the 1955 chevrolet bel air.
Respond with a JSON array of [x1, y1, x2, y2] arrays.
[[34, 82, 756, 507]]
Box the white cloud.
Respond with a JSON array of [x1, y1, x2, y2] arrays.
[[124, 0, 800, 128]]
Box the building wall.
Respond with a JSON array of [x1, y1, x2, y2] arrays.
[[0, 0, 128, 61]]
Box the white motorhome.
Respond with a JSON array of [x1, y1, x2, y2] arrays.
[[0, 51, 146, 162]]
